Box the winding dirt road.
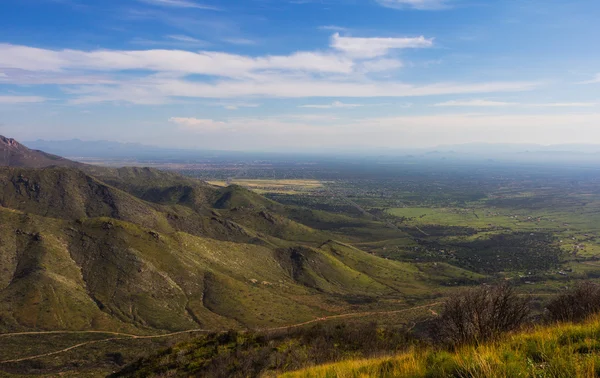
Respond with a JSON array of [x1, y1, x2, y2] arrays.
[[0, 302, 442, 365]]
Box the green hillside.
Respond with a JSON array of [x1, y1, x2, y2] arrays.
[[0, 159, 459, 334], [0, 202, 446, 332]]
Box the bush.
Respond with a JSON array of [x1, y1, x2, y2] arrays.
[[112, 322, 418, 378], [546, 282, 600, 323], [431, 283, 531, 347]]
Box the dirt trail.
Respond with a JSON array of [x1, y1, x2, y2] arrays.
[[0, 337, 127, 364], [260, 302, 442, 332], [0, 302, 442, 364], [0, 330, 143, 338]]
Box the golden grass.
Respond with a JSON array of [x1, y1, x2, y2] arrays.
[[281, 316, 600, 378], [208, 179, 323, 192]]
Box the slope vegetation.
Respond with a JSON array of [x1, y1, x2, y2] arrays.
[[283, 316, 600, 378], [0, 136, 474, 334]]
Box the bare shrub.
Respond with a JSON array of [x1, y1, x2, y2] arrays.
[[431, 284, 531, 347], [546, 281, 600, 323]]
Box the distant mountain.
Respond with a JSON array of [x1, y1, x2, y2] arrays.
[[432, 143, 600, 156], [21, 138, 298, 161], [23, 139, 174, 159], [0, 135, 84, 168], [23, 139, 600, 163]]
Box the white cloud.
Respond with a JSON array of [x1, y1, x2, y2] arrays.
[[136, 0, 220, 10], [300, 101, 363, 109], [166, 35, 204, 43], [435, 99, 597, 108], [131, 35, 209, 48], [435, 99, 513, 107], [169, 117, 227, 131], [0, 70, 114, 85], [219, 103, 261, 110], [0, 95, 47, 104], [65, 78, 539, 104], [0, 44, 354, 77], [0, 37, 540, 105], [331, 33, 433, 58], [0, 73, 6, 78], [579, 74, 600, 84], [376, 0, 450, 10], [319, 25, 348, 32]]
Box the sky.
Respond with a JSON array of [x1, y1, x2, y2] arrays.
[[0, 0, 599, 151]]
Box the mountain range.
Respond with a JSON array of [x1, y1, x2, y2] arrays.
[[22, 138, 600, 165], [0, 136, 472, 333]]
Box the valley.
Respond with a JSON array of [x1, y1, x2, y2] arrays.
[[2, 137, 600, 376]]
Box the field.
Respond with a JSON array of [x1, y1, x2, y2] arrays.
[[207, 179, 323, 195]]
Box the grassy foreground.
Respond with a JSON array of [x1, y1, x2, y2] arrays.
[[282, 316, 600, 378]]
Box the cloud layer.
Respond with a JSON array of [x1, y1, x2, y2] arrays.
[[163, 112, 600, 150], [0, 33, 541, 105]]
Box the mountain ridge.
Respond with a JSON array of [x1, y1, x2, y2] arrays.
[[0, 136, 477, 333], [0, 135, 85, 168]]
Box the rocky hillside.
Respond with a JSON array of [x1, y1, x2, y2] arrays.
[[0, 136, 83, 168]]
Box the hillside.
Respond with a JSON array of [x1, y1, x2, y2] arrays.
[[282, 316, 600, 378], [0, 201, 449, 332], [0, 136, 83, 168], [0, 137, 466, 335]]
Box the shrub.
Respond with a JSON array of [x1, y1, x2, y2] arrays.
[[431, 283, 531, 347], [546, 282, 600, 323]]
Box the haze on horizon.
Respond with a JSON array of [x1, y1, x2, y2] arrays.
[[1, 0, 599, 152]]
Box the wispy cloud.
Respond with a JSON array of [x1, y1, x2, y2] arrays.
[[0, 43, 355, 76], [218, 102, 261, 110], [168, 113, 600, 150], [65, 79, 540, 105], [435, 99, 512, 107], [136, 0, 220, 10], [222, 38, 257, 45], [130, 35, 209, 48], [434, 99, 597, 107], [0, 37, 539, 105], [0, 69, 115, 85], [331, 33, 434, 58], [376, 0, 451, 10], [528, 102, 597, 108], [300, 101, 363, 109], [166, 34, 205, 43], [578, 73, 600, 84], [169, 117, 227, 131], [319, 25, 348, 32], [0, 95, 47, 104]]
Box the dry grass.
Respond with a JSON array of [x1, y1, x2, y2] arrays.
[[282, 316, 600, 378], [208, 179, 323, 194]]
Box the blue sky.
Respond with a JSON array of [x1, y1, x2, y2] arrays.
[[1, 0, 599, 151]]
